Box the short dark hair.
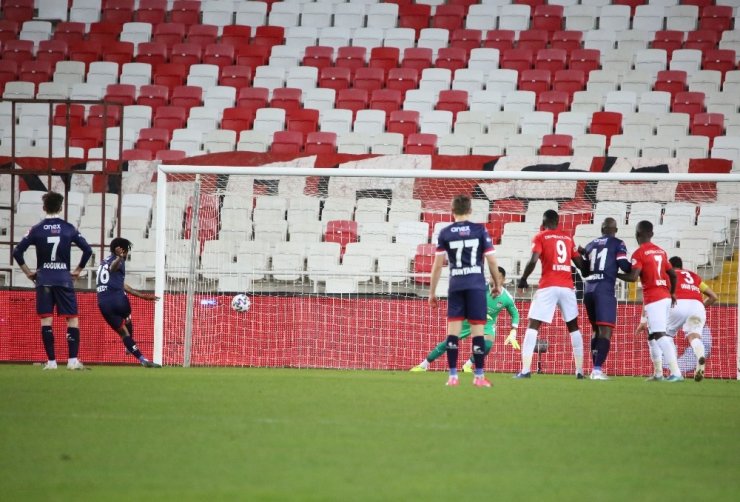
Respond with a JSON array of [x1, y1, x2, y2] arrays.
[[42, 191, 64, 214], [543, 209, 559, 225], [636, 220, 653, 234], [109, 237, 133, 254], [451, 194, 472, 216], [497, 266, 506, 278], [669, 256, 683, 269]]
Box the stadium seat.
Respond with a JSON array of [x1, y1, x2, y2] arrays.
[[305, 131, 337, 154], [354, 110, 386, 135], [237, 87, 269, 111], [539, 134, 573, 155], [319, 67, 351, 91], [153, 105, 187, 133], [170, 85, 202, 111], [690, 113, 725, 141], [336, 88, 369, 117], [388, 110, 420, 136]]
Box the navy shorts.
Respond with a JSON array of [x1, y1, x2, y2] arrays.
[[98, 295, 132, 331], [584, 292, 617, 328], [447, 288, 487, 324], [36, 285, 78, 318]]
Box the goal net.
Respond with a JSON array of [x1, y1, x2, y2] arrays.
[[154, 163, 740, 379]]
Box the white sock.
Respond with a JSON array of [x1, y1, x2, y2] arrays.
[[569, 330, 584, 375], [648, 339, 662, 377], [657, 337, 681, 377], [521, 328, 538, 374], [419, 359, 429, 369], [690, 338, 706, 361]]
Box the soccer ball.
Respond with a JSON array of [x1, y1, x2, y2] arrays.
[[231, 294, 251, 313]]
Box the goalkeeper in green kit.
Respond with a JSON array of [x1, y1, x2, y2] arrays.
[[410, 266, 520, 372]]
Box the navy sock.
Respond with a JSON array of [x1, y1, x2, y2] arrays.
[[590, 336, 597, 365], [125, 320, 133, 337], [66, 327, 80, 359], [122, 335, 143, 360], [41, 326, 55, 361], [445, 335, 459, 373], [472, 336, 486, 370], [594, 337, 611, 369]]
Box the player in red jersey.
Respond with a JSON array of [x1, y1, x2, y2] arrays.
[[620, 220, 682, 381], [636, 256, 718, 381], [514, 210, 588, 379]]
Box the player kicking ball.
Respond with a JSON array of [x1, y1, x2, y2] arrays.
[[428, 195, 503, 387], [97, 237, 161, 368], [411, 267, 520, 372], [636, 256, 718, 382]]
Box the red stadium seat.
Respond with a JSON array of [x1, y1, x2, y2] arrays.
[[0, 20, 19, 43], [137, 85, 170, 110], [450, 29, 482, 54], [400, 47, 433, 71], [568, 49, 600, 74], [155, 149, 186, 161], [236, 45, 270, 68], [136, 0, 167, 24], [153, 105, 187, 132], [404, 133, 437, 154], [302, 46, 334, 71], [434, 47, 468, 72], [271, 130, 303, 154], [536, 90, 570, 118], [170, 0, 201, 26], [651, 30, 684, 57], [550, 31, 583, 52], [539, 134, 573, 155], [387, 110, 419, 135], [690, 112, 724, 141], [335, 46, 367, 74], [0, 59, 17, 93], [319, 67, 351, 91], [153, 63, 188, 89], [518, 30, 549, 52], [69, 41, 102, 68], [684, 30, 719, 52], [135, 127, 171, 156], [104, 84, 137, 106], [271, 87, 303, 114], [88, 22, 123, 45], [53, 104, 86, 128], [53, 22, 85, 44], [552, 69, 586, 94], [2, 39, 33, 64], [252, 26, 285, 48], [219, 65, 252, 89], [287, 109, 319, 137], [2, 0, 33, 23], [169, 43, 202, 66], [20, 60, 53, 87], [336, 89, 369, 117], [435, 89, 468, 117], [386, 67, 419, 97], [483, 30, 516, 51], [703, 49, 736, 76], [589, 111, 622, 144], [500, 48, 534, 72], [698, 6, 733, 32], [369, 47, 400, 75], [221, 25, 252, 48], [519, 68, 552, 94], [305, 131, 337, 154], [532, 5, 564, 34], [170, 85, 203, 110], [70, 126, 104, 152], [122, 148, 155, 161], [324, 220, 358, 248], [103, 0, 135, 24], [653, 70, 687, 97], [87, 104, 122, 128], [413, 243, 437, 284], [203, 44, 235, 68], [370, 88, 403, 114], [102, 41, 135, 66], [354, 67, 386, 92], [221, 107, 255, 133], [237, 87, 269, 110], [432, 4, 465, 31], [672, 91, 705, 117], [36, 40, 67, 66], [535, 48, 568, 73], [187, 24, 219, 48], [153, 23, 186, 47], [398, 4, 432, 37], [135, 42, 168, 67]]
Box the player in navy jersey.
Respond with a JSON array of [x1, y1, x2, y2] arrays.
[[429, 195, 503, 387], [97, 237, 161, 367], [580, 217, 632, 380], [12, 191, 93, 370]]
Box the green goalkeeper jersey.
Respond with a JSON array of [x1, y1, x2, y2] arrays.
[[459, 288, 519, 338]]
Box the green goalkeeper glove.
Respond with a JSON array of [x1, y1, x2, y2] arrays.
[[504, 329, 520, 350]]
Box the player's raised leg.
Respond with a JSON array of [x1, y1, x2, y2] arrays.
[[410, 341, 447, 371]]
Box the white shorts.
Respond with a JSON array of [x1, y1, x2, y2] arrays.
[[645, 298, 671, 334], [528, 286, 579, 324], [667, 299, 706, 337]]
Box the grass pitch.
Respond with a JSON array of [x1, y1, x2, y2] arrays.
[[2, 365, 739, 501]]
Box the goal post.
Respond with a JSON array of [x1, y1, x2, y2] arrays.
[[154, 164, 740, 379]]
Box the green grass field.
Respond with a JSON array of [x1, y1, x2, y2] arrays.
[[2, 365, 739, 501]]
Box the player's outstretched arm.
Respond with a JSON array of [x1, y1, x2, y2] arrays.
[[124, 283, 160, 301], [618, 268, 639, 282], [571, 252, 590, 277], [701, 283, 719, 307], [428, 254, 446, 308]]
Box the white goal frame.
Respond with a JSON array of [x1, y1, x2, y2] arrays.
[[154, 165, 740, 378]]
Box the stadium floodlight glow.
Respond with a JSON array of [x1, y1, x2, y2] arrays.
[[155, 164, 740, 379]]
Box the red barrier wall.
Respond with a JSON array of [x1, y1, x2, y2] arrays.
[[1, 291, 736, 378]]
